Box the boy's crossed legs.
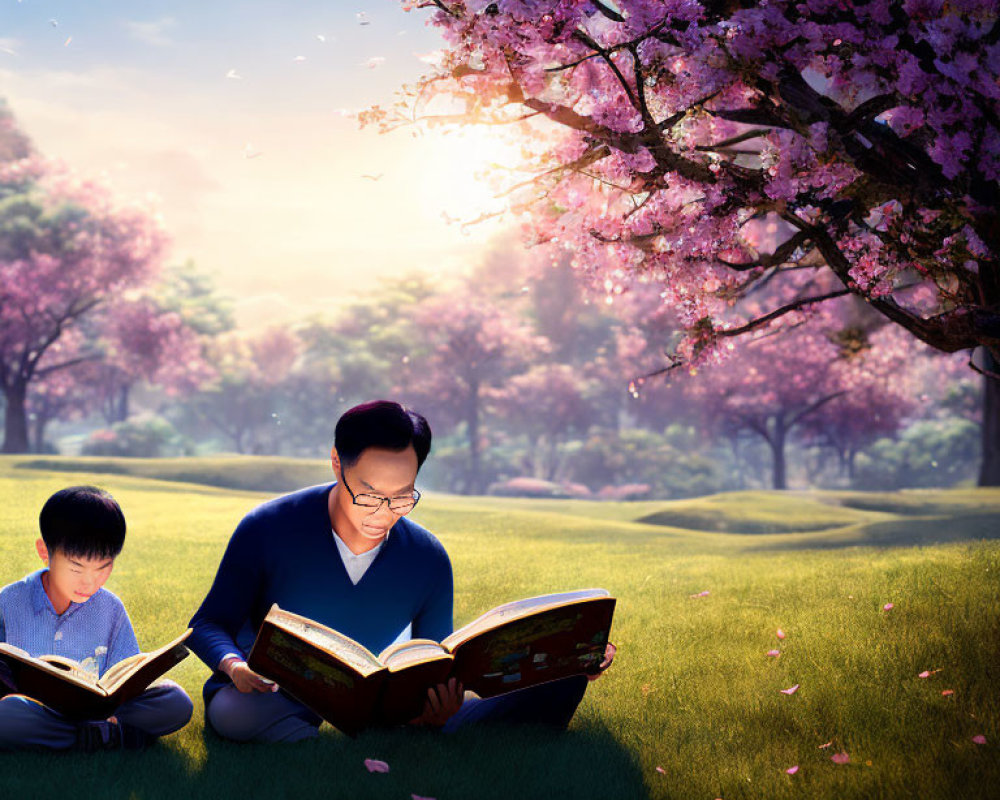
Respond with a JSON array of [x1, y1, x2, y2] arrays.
[[0, 680, 192, 752]]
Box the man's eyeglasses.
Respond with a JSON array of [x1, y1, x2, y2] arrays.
[[340, 471, 420, 515]]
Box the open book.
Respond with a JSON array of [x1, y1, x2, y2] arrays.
[[0, 629, 191, 720], [247, 589, 615, 735]]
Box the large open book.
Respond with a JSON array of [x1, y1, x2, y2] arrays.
[[0, 629, 191, 720], [247, 589, 615, 735]]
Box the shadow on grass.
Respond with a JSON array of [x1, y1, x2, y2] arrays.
[[1, 720, 643, 800], [748, 513, 1000, 551]]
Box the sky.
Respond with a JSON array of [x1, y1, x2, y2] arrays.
[[1, 0, 517, 327]]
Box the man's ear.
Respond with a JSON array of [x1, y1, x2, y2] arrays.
[[331, 447, 341, 476], [35, 538, 49, 565]]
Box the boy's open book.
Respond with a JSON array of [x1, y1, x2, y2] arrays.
[[247, 589, 616, 735], [0, 629, 191, 720]]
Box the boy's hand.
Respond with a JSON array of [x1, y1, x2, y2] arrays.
[[408, 677, 464, 727], [222, 657, 279, 693]]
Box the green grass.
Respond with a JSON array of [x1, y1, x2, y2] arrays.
[[1, 455, 998, 799]]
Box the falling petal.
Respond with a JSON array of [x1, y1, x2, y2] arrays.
[[64, 36, 72, 46], [777, 628, 786, 639], [918, 671, 931, 678], [293, 55, 306, 62], [766, 650, 781, 657], [883, 603, 894, 611], [365, 56, 386, 69], [317, 34, 327, 42], [226, 68, 242, 79], [412, 795, 436, 800], [831, 752, 850, 765], [655, 766, 666, 775], [942, 689, 954, 696], [818, 741, 832, 749], [690, 590, 710, 598], [364, 758, 390, 773], [972, 735, 987, 745], [780, 684, 800, 695], [785, 766, 799, 775]]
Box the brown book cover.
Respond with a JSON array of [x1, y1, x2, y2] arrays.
[[0, 629, 191, 720], [247, 589, 615, 735]]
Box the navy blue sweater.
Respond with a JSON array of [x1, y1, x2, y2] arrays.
[[187, 483, 453, 701]]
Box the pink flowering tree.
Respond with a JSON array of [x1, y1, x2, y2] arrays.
[[0, 155, 167, 452], [492, 362, 604, 480], [404, 291, 549, 493], [374, 0, 1000, 483]]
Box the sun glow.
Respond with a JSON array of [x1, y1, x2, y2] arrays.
[[417, 126, 520, 225]]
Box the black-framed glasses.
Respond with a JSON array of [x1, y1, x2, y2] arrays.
[[340, 471, 420, 515]]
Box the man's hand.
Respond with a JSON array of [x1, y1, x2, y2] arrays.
[[408, 677, 464, 727], [587, 642, 617, 682], [222, 657, 279, 693]]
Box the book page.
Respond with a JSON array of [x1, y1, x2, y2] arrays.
[[442, 589, 610, 650], [38, 655, 99, 682], [96, 653, 147, 689], [268, 608, 383, 677], [97, 629, 192, 696], [379, 639, 452, 671]]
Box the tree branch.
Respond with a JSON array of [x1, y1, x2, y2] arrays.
[[718, 289, 852, 338]]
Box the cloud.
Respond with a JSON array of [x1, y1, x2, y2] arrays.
[[122, 17, 178, 47], [0, 38, 19, 57]]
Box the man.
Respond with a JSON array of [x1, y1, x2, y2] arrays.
[[188, 400, 612, 742]]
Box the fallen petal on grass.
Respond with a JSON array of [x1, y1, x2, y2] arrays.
[[918, 671, 931, 678], [655, 766, 666, 774], [831, 752, 850, 765], [785, 766, 799, 775], [942, 689, 955, 696], [780, 684, 800, 695], [972, 735, 987, 745], [364, 759, 390, 774], [766, 649, 781, 657], [690, 590, 710, 598], [883, 603, 894, 611], [777, 628, 786, 639], [818, 741, 832, 749]]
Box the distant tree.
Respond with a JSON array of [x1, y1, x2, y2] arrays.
[[405, 290, 548, 493], [189, 328, 298, 454], [492, 363, 602, 480], [0, 145, 166, 452]]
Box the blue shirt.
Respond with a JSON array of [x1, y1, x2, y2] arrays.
[[0, 569, 140, 678], [187, 483, 453, 702]]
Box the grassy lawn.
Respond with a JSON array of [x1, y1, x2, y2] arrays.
[[1, 455, 997, 799]]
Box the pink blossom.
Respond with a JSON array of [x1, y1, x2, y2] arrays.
[[364, 759, 390, 773], [785, 765, 799, 775], [781, 684, 800, 695], [883, 603, 894, 611], [972, 735, 987, 745], [831, 752, 850, 765], [767, 650, 781, 657]]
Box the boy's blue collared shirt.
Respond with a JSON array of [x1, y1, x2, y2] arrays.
[[0, 569, 140, 677]]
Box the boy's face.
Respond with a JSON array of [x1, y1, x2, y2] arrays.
[[35, 539, 115, 610]]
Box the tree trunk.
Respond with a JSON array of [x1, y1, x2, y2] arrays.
[[769, 414, 788, 490], [2, 382, 30, 453], [466, 382, 481, 494], [979, 349, 1000, 486], [31, 411, 49, 454]]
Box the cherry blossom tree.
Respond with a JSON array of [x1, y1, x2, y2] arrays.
[[375, 0, 1000, 483], [0, 154, 167, 452], [404, 291, 549, 493], [492, 362, 604, 479]]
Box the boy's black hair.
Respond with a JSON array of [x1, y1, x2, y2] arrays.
[[39, 486, 126, 560], [334, 400, 432, 470]]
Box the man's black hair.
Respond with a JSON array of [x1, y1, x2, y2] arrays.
[[335, 400, 432, 470], [39, 485, 126, 560]]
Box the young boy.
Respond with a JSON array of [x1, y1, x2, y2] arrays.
[[0, 485, 192, 751]]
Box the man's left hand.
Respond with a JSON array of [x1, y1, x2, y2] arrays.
[[587, 642, 617, 682]]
